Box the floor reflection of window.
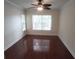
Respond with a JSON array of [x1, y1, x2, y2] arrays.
[[33, 39, 50, 52]]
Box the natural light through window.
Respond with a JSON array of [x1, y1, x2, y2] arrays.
[[21, 14, 26, 31], [32, 15, 52, 30]]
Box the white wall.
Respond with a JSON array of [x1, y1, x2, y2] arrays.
[[4, 0, 26, 50], [59, 0, 75, 57], [26, 9, 59, 35]]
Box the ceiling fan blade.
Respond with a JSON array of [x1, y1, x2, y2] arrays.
[[38, 0, 43, 3], [43, 4, 52, 6], [44, 7, 51, 10], [32, 4, 38, 6], [27, 6, 36, 10]]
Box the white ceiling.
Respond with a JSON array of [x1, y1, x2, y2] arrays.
[[5, 0, 69, 10]]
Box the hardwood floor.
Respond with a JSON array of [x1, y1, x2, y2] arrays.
[[5, 35, 74, 59]]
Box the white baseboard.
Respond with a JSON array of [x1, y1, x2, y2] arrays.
[[58, 35, 75, 58], [4, 33, 26, 51]]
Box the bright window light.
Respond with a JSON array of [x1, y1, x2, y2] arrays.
[[32, 15, 52, 30], [21, 14, 26, 31]]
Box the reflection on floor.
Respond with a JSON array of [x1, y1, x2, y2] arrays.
[[5, 35, 74, 59], [33, 39, 50, 52]]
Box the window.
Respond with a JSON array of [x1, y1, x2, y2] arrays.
[[21, 14, 26, 31], [32, 15, 52, 30]]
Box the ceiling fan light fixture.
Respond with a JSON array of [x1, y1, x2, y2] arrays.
[[32, 0, 52, 10], [37, 6, 43, 11]]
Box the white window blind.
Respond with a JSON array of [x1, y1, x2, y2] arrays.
[[32, 15, 52, 30]]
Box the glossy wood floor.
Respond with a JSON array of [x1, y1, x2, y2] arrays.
[[5, 35, 74, 59]]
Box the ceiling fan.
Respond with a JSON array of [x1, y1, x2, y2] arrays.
[[31, 0, 52, 11]]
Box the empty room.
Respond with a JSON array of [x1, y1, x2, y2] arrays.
[[4, 0, 75, 59]]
